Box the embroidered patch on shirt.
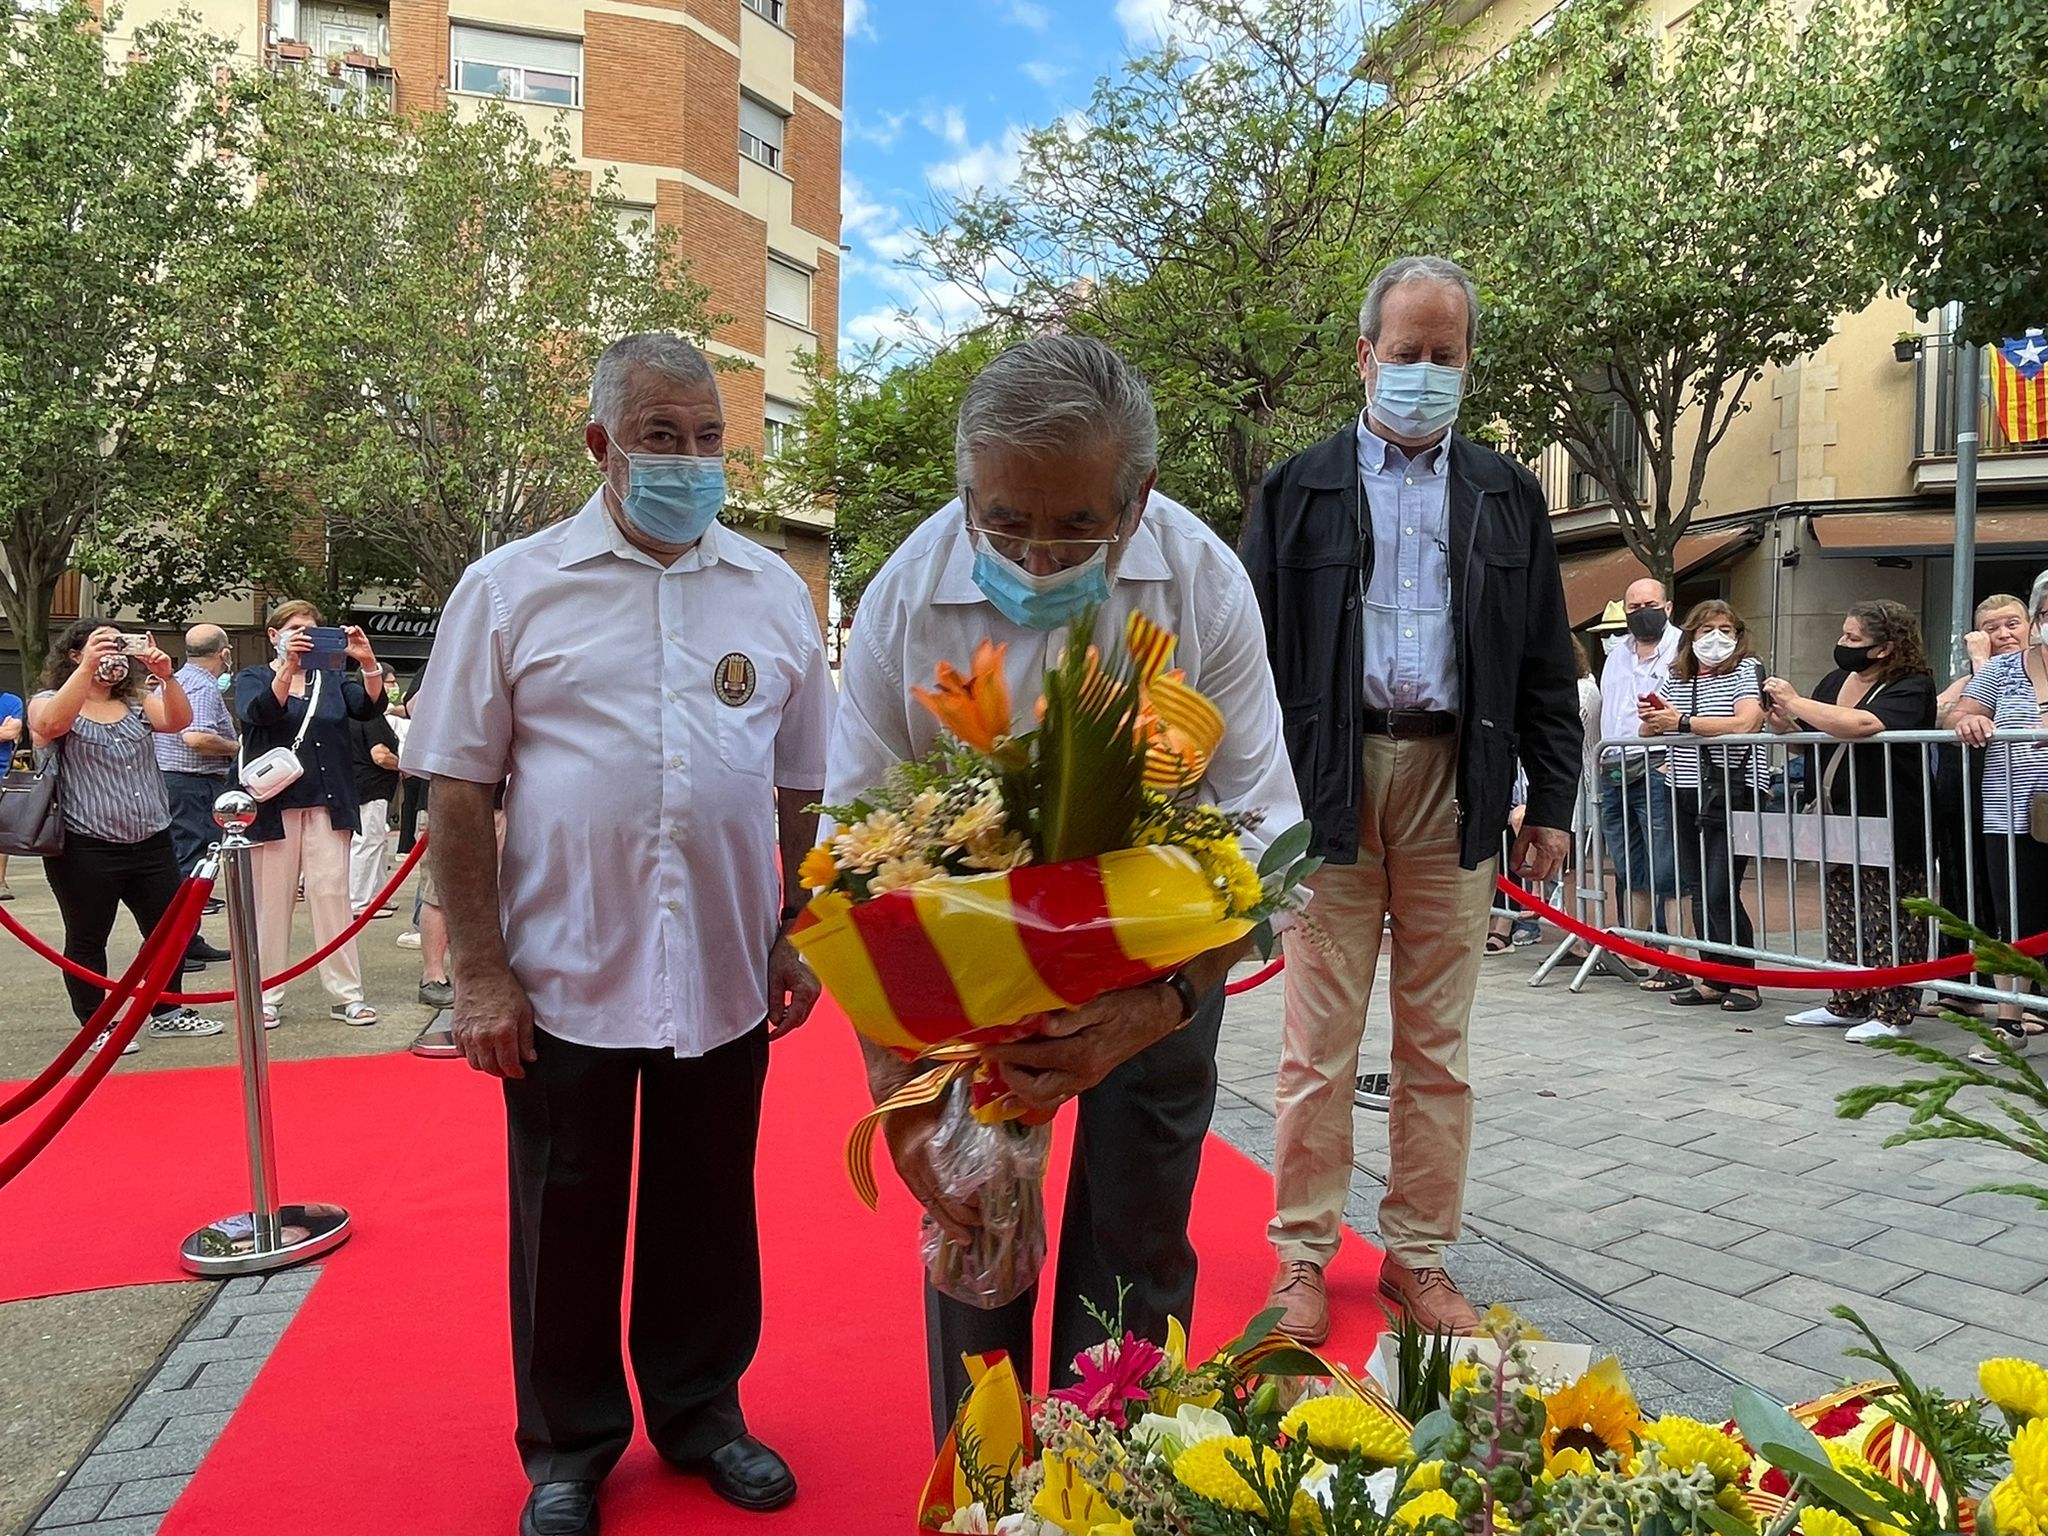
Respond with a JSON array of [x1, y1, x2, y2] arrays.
[[713, 652, 757, 707]]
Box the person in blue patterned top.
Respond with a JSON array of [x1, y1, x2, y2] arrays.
[[27, 620, 224, 1051]]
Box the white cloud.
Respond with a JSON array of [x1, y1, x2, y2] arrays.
[[920, 105, 969, 148], [925, 126, 1026, 198], [840, 175, 895, 241], [848, 109, 908, 149], [1002, 0, 1051, 30], [844, 0, 873, 38], [1113, 0, 1211, 46], [1021, 58, 1066, 88]]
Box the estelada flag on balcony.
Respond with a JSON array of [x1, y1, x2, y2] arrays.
[[1992, 330, 2048, 445]]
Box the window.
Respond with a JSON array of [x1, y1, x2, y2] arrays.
[[739, 96, 785, 171], [764, 397, 801, 457], [741, 0, 786, 22], [612, 203, 655, 256], [450, 25, 582, 107], [766, 256, 812, 327]]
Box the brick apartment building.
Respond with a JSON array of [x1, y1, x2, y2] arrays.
[[73, 0, 843, 674]]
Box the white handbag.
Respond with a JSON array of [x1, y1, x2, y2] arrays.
[[238, 672, 324, 803]]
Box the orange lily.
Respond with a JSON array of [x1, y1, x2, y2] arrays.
[[913, 640, 1013, 753]]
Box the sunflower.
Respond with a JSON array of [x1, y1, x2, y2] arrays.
[[797, 843, 839, 892], [1544, 1358, 1644, 1467], [1280, 1396, 1411, 1465], [1984, 1360, 2048, 1424], [1640, 1416, 1751, 1485]]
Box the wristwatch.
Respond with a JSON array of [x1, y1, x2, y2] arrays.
[[1163, 970, 1202, 1026], [1676, 713, 1694, 734]]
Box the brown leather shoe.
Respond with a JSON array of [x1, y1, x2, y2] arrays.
[[1266, 1259, 1330, 1344], [1378, 1256, 1482, 1335]]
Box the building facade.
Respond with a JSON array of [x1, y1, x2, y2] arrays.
[[60, 0, 843, 675], [1450, 0, 2048, 689]]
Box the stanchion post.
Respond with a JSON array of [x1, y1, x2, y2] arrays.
[[179, 790, 352, 1276]]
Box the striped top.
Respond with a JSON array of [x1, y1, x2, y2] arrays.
[[34, 695, 172, 843], [1965, 651, 2048, 834], [1667, 658, 1771, 793]]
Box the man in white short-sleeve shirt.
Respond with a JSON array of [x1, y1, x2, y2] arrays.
[[404, 335, 835, 1536]]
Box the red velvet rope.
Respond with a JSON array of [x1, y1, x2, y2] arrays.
[[1213, 875, 2048, 998], [0, 836, 428, 1004], [0, 877, 206, 1190]]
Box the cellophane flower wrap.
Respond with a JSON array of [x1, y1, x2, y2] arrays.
[[792, 611, 1318, 1310]]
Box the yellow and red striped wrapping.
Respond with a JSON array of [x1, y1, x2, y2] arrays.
[[789, 844, 1252, 1053]]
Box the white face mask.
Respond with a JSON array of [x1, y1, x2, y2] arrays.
[[1601, 633, 1625, 656], [1692, 631, 1738, 666], [2036, 622, 2048, 648]]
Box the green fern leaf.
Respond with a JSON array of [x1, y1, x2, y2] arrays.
[[1035, 610, 1146, 863]]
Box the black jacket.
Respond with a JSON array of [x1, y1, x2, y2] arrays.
[[1239, 425, 1583, 869]]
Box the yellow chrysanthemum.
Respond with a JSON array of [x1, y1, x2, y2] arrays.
[[1990, 1479, 2045, 1536], [1407, 1461, 1446, 1494], [1824, 1437, 1882, 1486], [1280, 1396, 1411, 1465], [1716, 1487, 1761, 1529], [797, 844, 839, 891], [1641, 1416, 1751, 1485], [1800, 1509, 1863, 1536], [1450, 1362, 1481, 1396], [2009, 1419, 2048, 1520], [1395, 1490, 1461, 1527], [1174, 1438, 1271, 1513], [1985, 1360, 2048, 1424], [1544, 1359, 1643, 1466]]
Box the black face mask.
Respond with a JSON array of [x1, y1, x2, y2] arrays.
[[1625, 608, 1669, 642], [1835, 643, 1877, 673]]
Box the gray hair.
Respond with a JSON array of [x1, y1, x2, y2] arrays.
[[1359, 255, 1481, 353], [955, 336, 1160, 510], [2030, 568, 2048, 622], [589, 334, 716, 431]]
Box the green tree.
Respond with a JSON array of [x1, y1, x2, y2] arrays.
[[229, 88, 726, 608], [916, 0, 1454, 539], [1865, 0, 2047, 346], [1419, 0, 1882, 588], [763, 332, 1009, 606], [0, 2, 285, 682]]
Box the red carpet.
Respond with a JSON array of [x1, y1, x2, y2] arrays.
[[1, 1010, 1388, 1534]]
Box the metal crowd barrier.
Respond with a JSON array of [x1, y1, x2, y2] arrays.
[[1531, 727, 2048, 1013]]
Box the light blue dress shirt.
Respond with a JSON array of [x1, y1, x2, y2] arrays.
[[1356, 415, 1457, 712]]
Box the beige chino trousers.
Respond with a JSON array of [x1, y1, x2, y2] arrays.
[[1269, 734, 1495, 1271]]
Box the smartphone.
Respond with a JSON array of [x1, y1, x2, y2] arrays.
[[303, 626, 349, 670], [1639, 691, 1669, 711], [119, 634, 151, 655]]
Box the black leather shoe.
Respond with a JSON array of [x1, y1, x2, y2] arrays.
[[520, 1481, 598, 1536], [185, 940, 231, 965], [692, 1435, 796, 1512]]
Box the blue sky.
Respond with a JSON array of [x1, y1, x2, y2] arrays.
[[835, 0, 1180, 359]]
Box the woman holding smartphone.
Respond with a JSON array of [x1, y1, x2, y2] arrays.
[[1637, 600, 1768, 1012], [233, 600, 388, 1029]]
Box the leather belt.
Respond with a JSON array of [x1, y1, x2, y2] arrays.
[[1360, 708, 1458, 739]]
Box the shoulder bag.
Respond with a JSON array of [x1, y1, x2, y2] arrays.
[[239, 671, 324, 802], [0, 736, 64, 858]]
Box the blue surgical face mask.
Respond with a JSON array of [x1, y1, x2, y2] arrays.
[[217, 673, 234, 694], [971, 537, 1111, 632], [618, 452, 725, 546], [1367, 353, 1465, 439]]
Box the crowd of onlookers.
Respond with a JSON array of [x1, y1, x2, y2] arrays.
[[9, 602, 447, 1057], [1548, 569, 2048, 1059]]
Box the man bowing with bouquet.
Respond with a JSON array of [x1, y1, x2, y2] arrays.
[[824, 335, 1302, 1443]]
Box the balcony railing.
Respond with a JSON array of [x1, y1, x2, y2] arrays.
[[1914, 333, 2048, 460]]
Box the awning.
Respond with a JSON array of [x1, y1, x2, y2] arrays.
[[1557, 530, 1755, 629], [1809, 510, 2048, 557]]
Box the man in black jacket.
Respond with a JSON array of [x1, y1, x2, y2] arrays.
[[1240, 255, 1582, 1340]]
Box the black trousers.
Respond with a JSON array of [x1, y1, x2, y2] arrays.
[[163, 771, 230, 875], [923, 983, 1224, 1448], [1672, 788, 1756, 974], [505, 1025, 769, 1484], [42, 829, 185, 1023]]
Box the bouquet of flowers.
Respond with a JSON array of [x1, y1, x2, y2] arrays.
[[791, 611, 1318, 1307], [917, 1303, 2048, 1536]]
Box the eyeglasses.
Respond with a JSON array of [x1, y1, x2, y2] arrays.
[[964, 491, 1129, 571]]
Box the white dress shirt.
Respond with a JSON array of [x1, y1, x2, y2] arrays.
[[403, 492, 837, 1058], [828, 494, 1302, 862], [1596, 626, 1681, 764], [1356, 416, 1457, 714]]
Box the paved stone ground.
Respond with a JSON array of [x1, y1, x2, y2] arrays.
[[18, 1274, 317, 1536], [1211, 937, 2048, 1407]]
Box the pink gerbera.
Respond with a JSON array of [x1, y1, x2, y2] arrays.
[[1050, 1333, 1167, 1428]]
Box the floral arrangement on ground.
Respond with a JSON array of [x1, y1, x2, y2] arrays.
[[922, 1302, 2048, 1536]]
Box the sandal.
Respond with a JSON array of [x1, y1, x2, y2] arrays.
[[331, 1002, 379, 1027], [1668, 987, 1724, 1007], [261, 1005, 280, 1030], [1720, 991, 1762, 1013], [1639, 970, 1689, 993]]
